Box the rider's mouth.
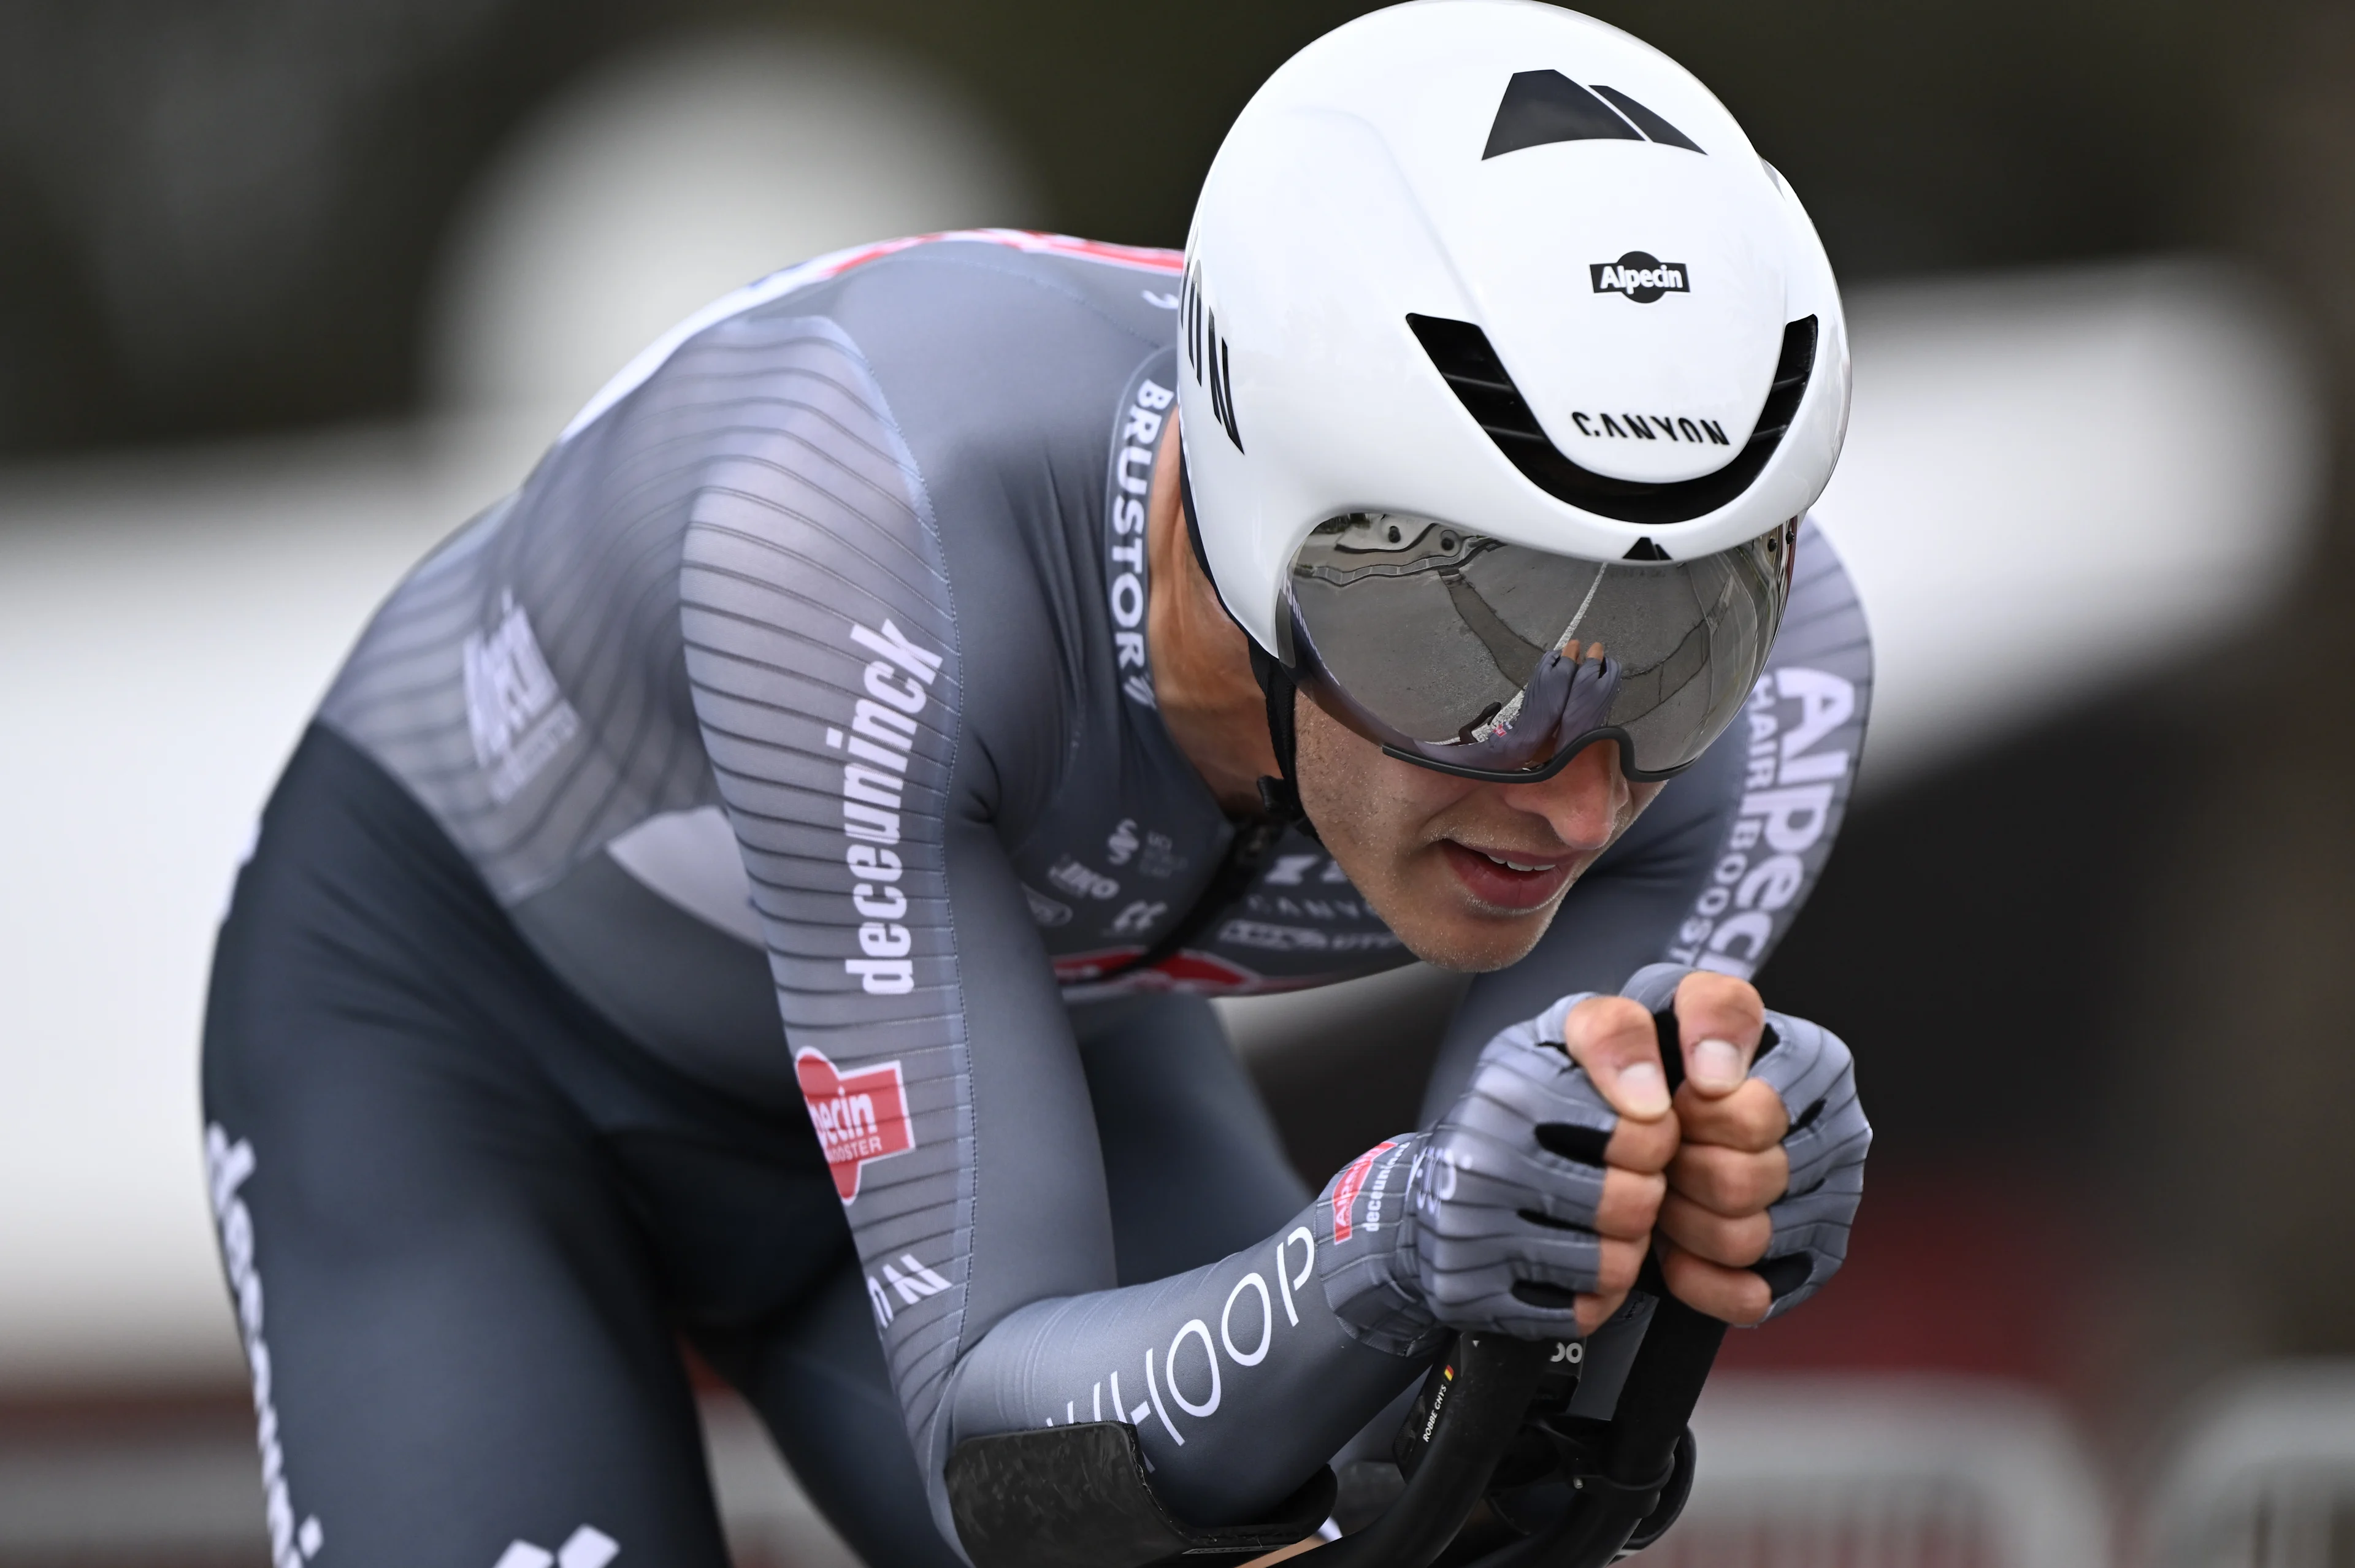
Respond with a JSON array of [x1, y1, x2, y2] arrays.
[[1436, 839, 1574, 911]]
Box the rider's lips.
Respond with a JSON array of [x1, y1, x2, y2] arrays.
[[1437, 839, 1574, 911]]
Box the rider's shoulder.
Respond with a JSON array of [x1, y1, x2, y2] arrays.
[[776, 231, 1186, 350], [555, 232, 1181, 454]]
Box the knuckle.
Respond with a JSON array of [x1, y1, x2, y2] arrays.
[[1721, 1167, 1774, 1212], [1731, 1086, 1789, 1147], [1679, 1139, 1731, 1179], [1662, 1151, 1707, 1204], [1681, 1212, 1735, 1260], [1723, 1215, 1772, 1266], [1666, 1253, 1771, 1326], [1677, 1097, 1733, 1149], [1665, 1201, 1768, 1266], [1596, 1171, 1664, 1237], [1669, 1096, 1731, 1146], [1607, 1111, 1679, 1172], [1680, 1147, 1780, 1212], [1656, 1203, 1703, 1253], [1577, 1292, 1626, 1337]]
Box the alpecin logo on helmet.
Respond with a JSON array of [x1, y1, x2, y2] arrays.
[[1590, 251, 1689, 304]]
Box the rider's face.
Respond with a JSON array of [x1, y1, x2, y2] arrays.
[[1294, 695, 1665, 972]]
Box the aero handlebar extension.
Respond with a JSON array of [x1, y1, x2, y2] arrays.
[[1310, 1271, 1724, 1568], [1317, 1008, 1728, 1568], [945, 1011, 1726, 1568], [1308, 1331, 1554, 1568]]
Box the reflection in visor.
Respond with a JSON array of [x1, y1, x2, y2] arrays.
[[1285, 513, 1793, 780]]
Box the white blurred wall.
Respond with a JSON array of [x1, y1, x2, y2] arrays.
[[0, 426, 515, 1384], [0, 25, 2319, 1386], [432, 28, 1037, 421], [1813, 259, 2317, 791]]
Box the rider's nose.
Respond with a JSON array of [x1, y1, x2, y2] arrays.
[[1494, 742, 1626, 853]]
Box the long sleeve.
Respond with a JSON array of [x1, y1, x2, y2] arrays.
[[674, 308, 1430, 1545]]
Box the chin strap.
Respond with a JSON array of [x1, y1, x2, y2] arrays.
[[1181, 456, 1320, 843], [1249, 641, 1320, 842]]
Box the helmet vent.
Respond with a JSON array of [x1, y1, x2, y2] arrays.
[[1404, 313, 1817, 527], [1483, 71, 1704, 159], [1590, 86, 1704, 154], [1182, 261, 1245, 452]]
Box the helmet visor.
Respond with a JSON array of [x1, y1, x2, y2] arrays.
[[1284, 514, 1795, 782]]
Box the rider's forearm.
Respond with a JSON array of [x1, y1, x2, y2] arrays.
[[946, 1187, 1430, 1527]]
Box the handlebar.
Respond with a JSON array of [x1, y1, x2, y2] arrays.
[[1471, 1292, 1722, 1568], [948, 1008, 1728, 1568], [1326, 1003, 1728, 1568], [1311, 1331, 1553, 1568]]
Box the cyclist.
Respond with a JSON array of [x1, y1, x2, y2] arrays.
[[202, 5, 1872, 1566]]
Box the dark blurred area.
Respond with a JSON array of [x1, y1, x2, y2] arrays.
[[0, 0, 2234, 455]]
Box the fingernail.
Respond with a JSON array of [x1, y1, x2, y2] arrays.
[[1691, 1038, 1746, 1091], [1615, 1060, 1669, 1117]]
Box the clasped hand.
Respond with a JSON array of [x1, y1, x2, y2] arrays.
[[1409, 967, 1864, 1341], [1557, 972, 1791, 1332]]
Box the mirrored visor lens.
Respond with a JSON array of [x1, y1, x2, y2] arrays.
[[1285, 513, 1792, 776]]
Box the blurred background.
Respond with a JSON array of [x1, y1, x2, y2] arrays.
[[1, 0, 2352, 1563]]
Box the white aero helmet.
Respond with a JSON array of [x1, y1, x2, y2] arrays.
[[1179, 0, 1849, 784]]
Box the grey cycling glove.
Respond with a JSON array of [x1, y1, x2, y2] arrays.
[[1317, 971, 1871, 1355], [1318, 992, 1624, 1352], [1622, 963, 1870, 1318], [1314, 1134, 1444, 1356]]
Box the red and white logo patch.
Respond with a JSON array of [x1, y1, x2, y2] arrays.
[[1331, 1141, 1398, 1243], [796, 1048, 915, 1201], [1049, 946, 1272, 993]]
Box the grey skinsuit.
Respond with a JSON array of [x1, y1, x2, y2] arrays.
[[204, 232, 1872, 1568]]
